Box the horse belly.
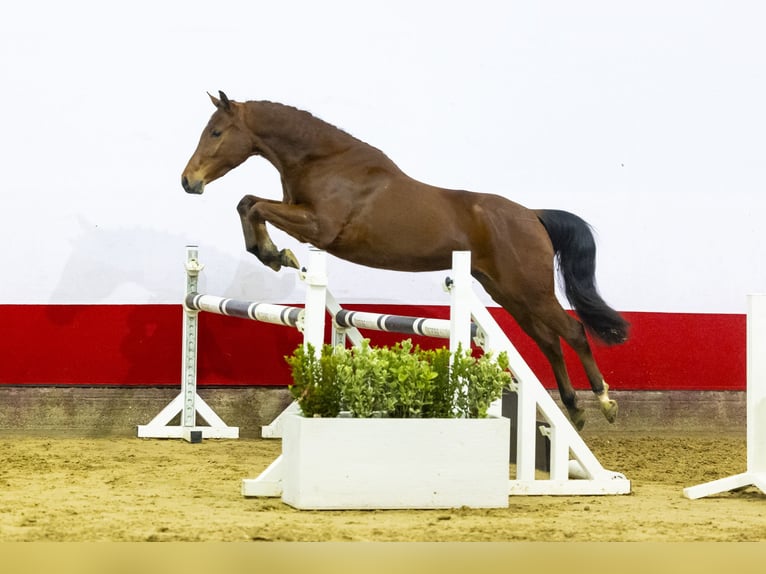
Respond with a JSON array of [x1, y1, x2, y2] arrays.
[[326, 205, 465, 272], [328, 244, 453, 272]]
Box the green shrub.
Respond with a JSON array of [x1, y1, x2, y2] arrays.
[[284, 343, 342, 418], [285, 339, 513, 418]]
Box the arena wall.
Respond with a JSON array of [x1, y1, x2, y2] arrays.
[[0, 387, 746, 438]]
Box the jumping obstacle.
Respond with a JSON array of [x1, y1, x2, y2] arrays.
[[138, 246, 330, 441], [245, 250, 631, 498], [683, 294, 766, 499]]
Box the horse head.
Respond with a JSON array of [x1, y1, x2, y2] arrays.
[[181, 91, 254, 194]]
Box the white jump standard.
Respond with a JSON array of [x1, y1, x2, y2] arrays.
[[138, 246, 329, 442], [137, 245, 240, 441], [683, 294, 766, 499]]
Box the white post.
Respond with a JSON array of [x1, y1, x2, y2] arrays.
[[683, 294, 766, 498], [300, 248, 327, 355], [181, 245, 203, 430], [447, 251, 473, 417], [448, 251, 473, 355], [747, 294, 766, 476]]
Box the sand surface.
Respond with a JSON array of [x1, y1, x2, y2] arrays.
[[1, 433, 763, 541]]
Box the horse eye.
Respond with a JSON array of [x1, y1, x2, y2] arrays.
[[211, 129, 222, 138]]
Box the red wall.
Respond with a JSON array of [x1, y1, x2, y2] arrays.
[[0, 304, 745, 391]]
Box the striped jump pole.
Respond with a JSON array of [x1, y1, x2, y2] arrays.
[[330, 252, 478, 348], [334, 308, 478, 341], [185, 294, 303, 329]]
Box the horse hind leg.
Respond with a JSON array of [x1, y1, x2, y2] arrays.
[[555, 311, 619, 424], [487, 282, 616, 427], [535, 329, 588, 431], [511, 308, 587, 430], [237, 195, 300, 271]]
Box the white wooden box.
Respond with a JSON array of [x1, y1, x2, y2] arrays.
[[281, 414, 510, 509]]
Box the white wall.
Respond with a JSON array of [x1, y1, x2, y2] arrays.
[[1, 0, 764, 313]]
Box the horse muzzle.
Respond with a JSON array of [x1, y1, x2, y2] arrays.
[[182, 175, 205, 195]]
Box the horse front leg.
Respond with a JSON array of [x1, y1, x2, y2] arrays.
[[237, 195, 301, 271]]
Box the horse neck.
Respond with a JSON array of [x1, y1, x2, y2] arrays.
[[242, 101, 352, 172]]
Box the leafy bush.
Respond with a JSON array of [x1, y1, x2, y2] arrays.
[[286, 339, 512, 418], [284, 343, 342, 418]]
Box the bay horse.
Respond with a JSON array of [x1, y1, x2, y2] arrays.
[[182, 91, 629, 429]]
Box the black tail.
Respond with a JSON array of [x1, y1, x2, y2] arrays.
[[536, 209, 629, 345]]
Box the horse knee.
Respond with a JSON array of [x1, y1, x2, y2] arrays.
[[236, 195, 257, 216]]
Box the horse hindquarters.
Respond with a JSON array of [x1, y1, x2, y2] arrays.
[[474, 205, 618, 427]]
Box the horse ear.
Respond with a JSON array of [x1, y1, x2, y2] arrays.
[[218, 91, 232, 110], [207, 91, 232, 112]]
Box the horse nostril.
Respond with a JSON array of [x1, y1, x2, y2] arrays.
[[182, 175, 204, 194]]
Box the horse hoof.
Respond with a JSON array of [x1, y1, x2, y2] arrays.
[[569, 407, 586, 431], [280, 249, 300, 269], [601, 399, 618, 424]]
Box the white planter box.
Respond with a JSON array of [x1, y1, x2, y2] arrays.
[[281, 414, 510, 509]]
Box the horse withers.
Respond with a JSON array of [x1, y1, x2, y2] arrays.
[[181, 91, 629, 429]]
